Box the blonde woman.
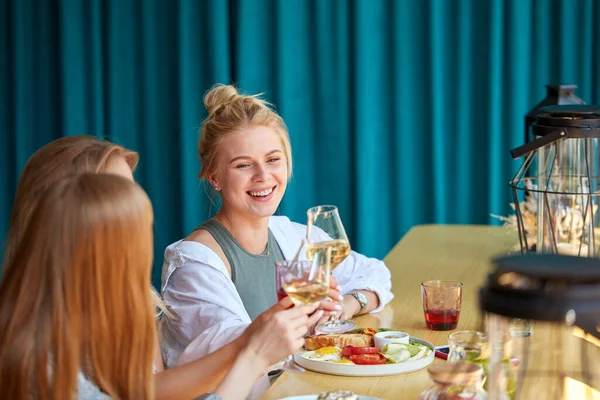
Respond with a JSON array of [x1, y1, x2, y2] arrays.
[[1, 136, 322, 399], [160, 84, 394, 367]]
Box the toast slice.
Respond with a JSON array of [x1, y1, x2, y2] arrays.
[[304, 333, 374, 351]]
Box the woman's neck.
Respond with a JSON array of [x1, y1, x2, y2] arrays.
[[213, 209, 270, 254]]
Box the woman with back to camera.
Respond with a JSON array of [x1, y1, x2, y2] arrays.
[[0, 173, 158, 399], [0, 136, 323, 399], [160, 84, 394, 367]]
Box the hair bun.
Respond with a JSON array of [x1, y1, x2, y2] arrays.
[[204, 84, 240, 114]]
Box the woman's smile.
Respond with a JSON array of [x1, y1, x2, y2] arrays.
[[247, 185, 277, 202]]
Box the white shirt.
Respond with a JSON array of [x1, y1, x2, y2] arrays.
[[159, 216, 394, 367], [77, 372, 110, 399]]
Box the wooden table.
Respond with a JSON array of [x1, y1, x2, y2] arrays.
[[262, 224, 600, 399], [262, 225, 517, 399]]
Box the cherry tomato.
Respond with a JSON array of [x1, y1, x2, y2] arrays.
[[348, 353, 387, 365]]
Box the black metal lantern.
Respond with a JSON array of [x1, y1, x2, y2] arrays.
[[480, 254, 600, 399], [524, 84, 585, 144], [510, 104, 600, 256]]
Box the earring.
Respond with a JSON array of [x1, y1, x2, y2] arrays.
[[214, 186, 221, 192]]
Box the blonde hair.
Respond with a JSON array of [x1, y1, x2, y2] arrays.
[[198, 84, 293, 180], [0, 173, 156, 399], [3, 135, 168, 317]]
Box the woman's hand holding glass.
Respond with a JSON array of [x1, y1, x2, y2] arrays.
[[276, 261, 343, 332], [241, 296, 324, 374], [275, 255, 332, 372], [337, 294, 363, 320], [312, 275, 344, 318], [306, 205, 355, 333]]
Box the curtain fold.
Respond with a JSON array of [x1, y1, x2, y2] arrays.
[[1, 0, 599, 286]]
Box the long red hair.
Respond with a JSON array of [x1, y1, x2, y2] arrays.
[[0, 173, 156, 399]]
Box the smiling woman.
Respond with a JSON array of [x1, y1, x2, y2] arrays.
[[158, 85, 393, 374], [211, 126, 288, 223]]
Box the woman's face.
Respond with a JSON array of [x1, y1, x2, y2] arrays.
[[212, 125, 288, 220]]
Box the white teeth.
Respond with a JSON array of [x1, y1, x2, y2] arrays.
[[249, 187, 273, 197]]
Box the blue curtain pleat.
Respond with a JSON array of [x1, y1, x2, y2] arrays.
[[353, 0, 393, 256], [596, 0, 600, 102], [0, 0, 12, 225], [234, 0, 276, 95], [530, 0, 551, 97], [139, 1, 180, 285], [392, 0, 431, 237], [328, 0, 353, 234], [503, 0, 531, 214], [2, 0, 600, 286], [429, 0, 448, 224], [579, 0, 594, 102], [456, 0, 473, 223], [59, 0, 87, 135], [89, 0, 105, 136], [177, 0, 230, 234], [275, 0, 317, 219], [487, 0, 504, 224]]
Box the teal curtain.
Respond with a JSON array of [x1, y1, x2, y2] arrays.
[[2, 0, 599, 287]]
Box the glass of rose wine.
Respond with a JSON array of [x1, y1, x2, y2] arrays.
[[421, 280, 463, 330], [306, 205, 355, 334], [275, 256, 331, 372]]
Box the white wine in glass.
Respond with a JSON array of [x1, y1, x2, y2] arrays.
[[283, 281, 330, 305], [306, 240, 351, 270], [280, 256, 330, 306], [306, 205, 355, 334]]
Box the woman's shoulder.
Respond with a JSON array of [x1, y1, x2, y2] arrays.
[[163, 234, 226, 270], [185, 228, 222, 255], [161, 236, 231, 292]]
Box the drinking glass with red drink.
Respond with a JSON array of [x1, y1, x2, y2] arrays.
[[275, 260, 290, 302], [421, 280, 463, 331]]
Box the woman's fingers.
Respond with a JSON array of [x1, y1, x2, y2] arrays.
[[275, 296, 294, 310], [278, 302, 319, 328], [339, 307, 354, 320], [292, 320, 309, 338], [317, 299, 342, 315], [330, 276, 342, 292], [329, 277, 343, 301], [328, 288, 343, 302]]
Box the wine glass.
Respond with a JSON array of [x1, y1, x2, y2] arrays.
[[306, 205, 356, 334], [275, 256, 331, 372]]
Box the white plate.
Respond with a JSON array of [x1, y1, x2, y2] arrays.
[[279, 396, 381, 400], [293, 337, 434, 377]]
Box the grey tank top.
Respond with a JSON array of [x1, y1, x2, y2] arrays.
[[199, 220, 284, 320]]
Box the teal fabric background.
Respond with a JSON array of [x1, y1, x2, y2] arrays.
[[1, 0, 599, 287]]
